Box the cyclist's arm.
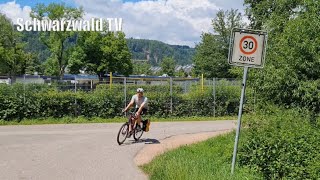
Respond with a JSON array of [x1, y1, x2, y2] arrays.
[[136, 102, 146, 115], [124, 100, 134, 112]]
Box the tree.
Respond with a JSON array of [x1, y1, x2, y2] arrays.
[[160, 57, 176, 76], [176, 69, 188, 77], [31, 3, 83, 79], [68, 30, 133, 79], [132, 62, 151, 75], [22, 52, 42, 75], [21, 30, 51, 69], [244, 0, 302, 31], [0, 14, 29, 81], [67, 46, 85, 75], [193, 9, 245, 78], [245, 0, 320, 112], [42, 56, 59, 76]]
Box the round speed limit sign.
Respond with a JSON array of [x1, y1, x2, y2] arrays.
[[239, 36, 257, 55], [228, 28, 267, 68]]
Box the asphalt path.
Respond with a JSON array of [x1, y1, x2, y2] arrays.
[[0, 120, 235, 180]]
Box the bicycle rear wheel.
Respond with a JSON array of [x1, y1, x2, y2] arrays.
[[133, 123, 143, 141], [117, 122, 129, 145]]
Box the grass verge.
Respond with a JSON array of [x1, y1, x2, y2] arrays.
[[141, 131, 262, 180], [0, 116, 236, 126]]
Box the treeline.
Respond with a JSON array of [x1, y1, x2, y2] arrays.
[[0, 3, 195, 82], [127, 38, 195, 65], [21, 33, 196, 68], [0, 3, 132, 81]]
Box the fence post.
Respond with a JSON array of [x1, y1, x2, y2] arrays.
[[110, 72, 112, 90], [213, 78, 216, 117], [23, 74, 26, 105], [74, 77, 77, 93], [184, 81, 187, 94], [170, 77, 173, 114], [74, 76, 78, 117], [90, 80, 93, 90]]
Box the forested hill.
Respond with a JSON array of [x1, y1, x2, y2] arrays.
[[126, 38, 195, 65], [21, 31, 195, 66]]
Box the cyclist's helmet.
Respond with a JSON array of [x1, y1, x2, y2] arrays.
[[137, 88, 144, 93]]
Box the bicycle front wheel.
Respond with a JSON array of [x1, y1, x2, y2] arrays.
[[117, 122, 129, 145], [133, 124, 143, 141]]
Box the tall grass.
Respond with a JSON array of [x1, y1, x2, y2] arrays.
[[142, 132, 262, 180]]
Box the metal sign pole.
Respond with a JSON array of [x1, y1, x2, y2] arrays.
[[231, 66, 249, 174], [124, 77, 127, 116]]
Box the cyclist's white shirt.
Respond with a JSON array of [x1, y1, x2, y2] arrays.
[[131, 95, 148, 109]]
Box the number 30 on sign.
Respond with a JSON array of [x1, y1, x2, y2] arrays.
[[228, 28, 267, 68]]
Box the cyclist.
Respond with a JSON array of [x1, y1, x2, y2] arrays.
[[122, 88, 148, 134]]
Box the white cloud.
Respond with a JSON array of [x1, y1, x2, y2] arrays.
[[0, 1, 32, 24], [0, 0, 246, 47], [74, 0, 224, 47]]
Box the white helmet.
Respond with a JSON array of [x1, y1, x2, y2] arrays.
[[136, 88, 144, 93]]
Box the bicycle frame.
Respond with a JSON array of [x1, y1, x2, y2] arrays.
[[128, 113, 137, 130], [128, 112, 143, 130]]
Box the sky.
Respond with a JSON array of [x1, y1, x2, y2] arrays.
[[0, 0, 246, 47]]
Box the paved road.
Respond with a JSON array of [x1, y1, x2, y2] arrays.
[[0, 121, 235, 180]]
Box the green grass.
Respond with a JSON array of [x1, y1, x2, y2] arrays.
[[0, 116, 236, 126], [142, 131, 263, 180]]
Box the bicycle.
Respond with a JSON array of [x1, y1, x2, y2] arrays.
[[117, 112, 144, 145]]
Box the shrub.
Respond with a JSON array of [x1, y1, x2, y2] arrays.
[[239, 106, 320, 179], [0, 82, 244, 120]]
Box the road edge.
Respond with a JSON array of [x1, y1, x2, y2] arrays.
[[134, 129, 233, 167]]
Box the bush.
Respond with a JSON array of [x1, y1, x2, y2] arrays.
[[0, 83, 243, 120], [239, 106, 320, 179]]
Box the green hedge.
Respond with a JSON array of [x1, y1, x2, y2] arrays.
[[239, 106, 320, 179], [0, 82, 244, 120]]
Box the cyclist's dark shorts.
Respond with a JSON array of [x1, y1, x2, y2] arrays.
[[134, 108, 148, 115]]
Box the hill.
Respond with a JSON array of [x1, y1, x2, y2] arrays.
[[20, 31, 195, 66], [126, 38, 195, 65]]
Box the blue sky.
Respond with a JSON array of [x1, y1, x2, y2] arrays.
[[0, 0, 246, 47], [0, 0, 149, 7], [0, 0, 75, 7]]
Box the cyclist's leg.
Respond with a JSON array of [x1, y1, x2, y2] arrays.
[[132, 108, 139, 129], [128, 116, 134, 132], [135, 108, 144, 128], [137, 108, 147, 126]]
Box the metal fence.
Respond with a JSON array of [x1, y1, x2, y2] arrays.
[[0, 75, 257, 117]]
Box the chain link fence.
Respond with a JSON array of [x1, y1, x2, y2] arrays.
[[0, 75, 256, 119]]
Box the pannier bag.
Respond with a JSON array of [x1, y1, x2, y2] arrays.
[[142, 119, 150, 132]]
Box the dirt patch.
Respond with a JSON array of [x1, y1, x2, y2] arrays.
[[134, 130, 233, 166]]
